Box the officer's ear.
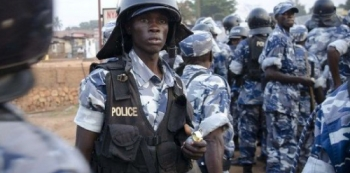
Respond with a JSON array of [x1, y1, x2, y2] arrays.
[[124, 22, 132, 35]]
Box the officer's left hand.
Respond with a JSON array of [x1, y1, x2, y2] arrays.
[[181, 138, 207, 160]]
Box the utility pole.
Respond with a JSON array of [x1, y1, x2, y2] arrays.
[[196, 0, 201, 18], [98, 0, 102, 50]]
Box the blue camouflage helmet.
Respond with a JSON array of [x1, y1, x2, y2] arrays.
[[273, 1, 299, 16], [179, 31, 213, 57], [290, 24, 308, 42]]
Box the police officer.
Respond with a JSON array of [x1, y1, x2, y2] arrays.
[[74, 0, 207, 172], [222, 14, 242, 34], [0, 1, 91, 173], [229, 7, 272, 173], [305, 0, 350, 93], [342, 11, 350, 27], [194, 17, 232, 80], [301, 40, 350, 173], [227, 26, 249, 53], [290, 24, 324, 172], [258, 2, 314, 172], [302, 84, 350, 173], [326, 36, 350, 92], [226, 25, 249, 154], [179, 31, 234, 173]]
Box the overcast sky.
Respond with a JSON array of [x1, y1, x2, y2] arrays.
[[53, 0, 346, 28]]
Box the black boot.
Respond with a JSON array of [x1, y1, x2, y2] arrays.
[[243, 164, 253, 173]]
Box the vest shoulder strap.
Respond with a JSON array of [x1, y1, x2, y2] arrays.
[[90, 58, 131, 104], [185, 71, 206, 88]]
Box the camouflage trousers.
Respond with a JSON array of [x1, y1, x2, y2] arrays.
[[296, 93, 314, 171], [230, 96, 240, 138], [238, 104, 266, 165], [265, 112, 298, 173]]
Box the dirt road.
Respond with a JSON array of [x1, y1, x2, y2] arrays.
[[26, 105, 266, 173]]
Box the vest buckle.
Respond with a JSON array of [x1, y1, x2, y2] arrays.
[[117, 74, 128, 82]]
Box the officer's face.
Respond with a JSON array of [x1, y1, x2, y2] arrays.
[[229, 38, 242, 46], [277, 10, 295, 28], [127, 10, 169, 55]]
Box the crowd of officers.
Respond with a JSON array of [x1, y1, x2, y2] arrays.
[[162, 0, 350, 173], [3, 0, 350, 173], [83, 0, 350, 173]]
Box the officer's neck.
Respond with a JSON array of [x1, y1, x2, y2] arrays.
[[133, 49, 163, 79]]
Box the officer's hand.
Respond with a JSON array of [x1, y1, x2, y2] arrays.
[[300, 77, 315, 87], [181, 138, 207, 160]]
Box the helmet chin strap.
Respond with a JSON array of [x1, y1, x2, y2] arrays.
[[119, 24, 127, 56], [167, 22, 178, 60]]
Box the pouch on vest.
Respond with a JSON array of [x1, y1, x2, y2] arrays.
[[167, 95, 187, 133], [244, 35, 267, 81], [103, 124, 141, 162]]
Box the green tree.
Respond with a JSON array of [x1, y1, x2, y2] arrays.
[[292, 0, 308, 16], [53, 16, 63, 31], [193, 0, 237, 21], [178, 0, 196, 25], [339, 0, 350, 10]]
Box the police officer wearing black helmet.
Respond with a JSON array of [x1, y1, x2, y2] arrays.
[[229, 7, 272, 172], [0, 0, 91, 173], [222, 14, 242, 34], [269, 12, 277, 29], [74, 0, 207, 173], [305, 0, 350, 93]]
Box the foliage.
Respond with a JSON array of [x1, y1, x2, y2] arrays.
[[292, 0, 308, 16], [198, 0, 237, 20], [65, 20, 98, 31], [178, 0, 237, 24], [339, 0, 350, 10], [53, 16, 63, 31]]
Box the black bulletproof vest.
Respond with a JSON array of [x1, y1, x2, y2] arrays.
[[243, 35, 268, 81], [90, 57, 193, 173]]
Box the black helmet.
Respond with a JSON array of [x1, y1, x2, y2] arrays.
[[311, 0, 341, 27], [0, 0, 53, 103], [269, 13, 277, 29], [229, 26, 249, 39], [247, 8, 272, 35], [97, 0, 192, 59], [222, 14, 242, 32]]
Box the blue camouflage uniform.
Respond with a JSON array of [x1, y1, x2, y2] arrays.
[[1, 104, 90, 173], [301, 82, 350, 173], [326, 35, 350, 85], [179, 31, 234, 173], [258, 2, 302, 172], [229, 38, 265, 165], [290, 25, 321, 170], [293, 44, 315, 169], [212, 39, 233, 80], [74, 49, 183, 133], [305, 24, 350, 90], [159, 50, 184, 69]]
